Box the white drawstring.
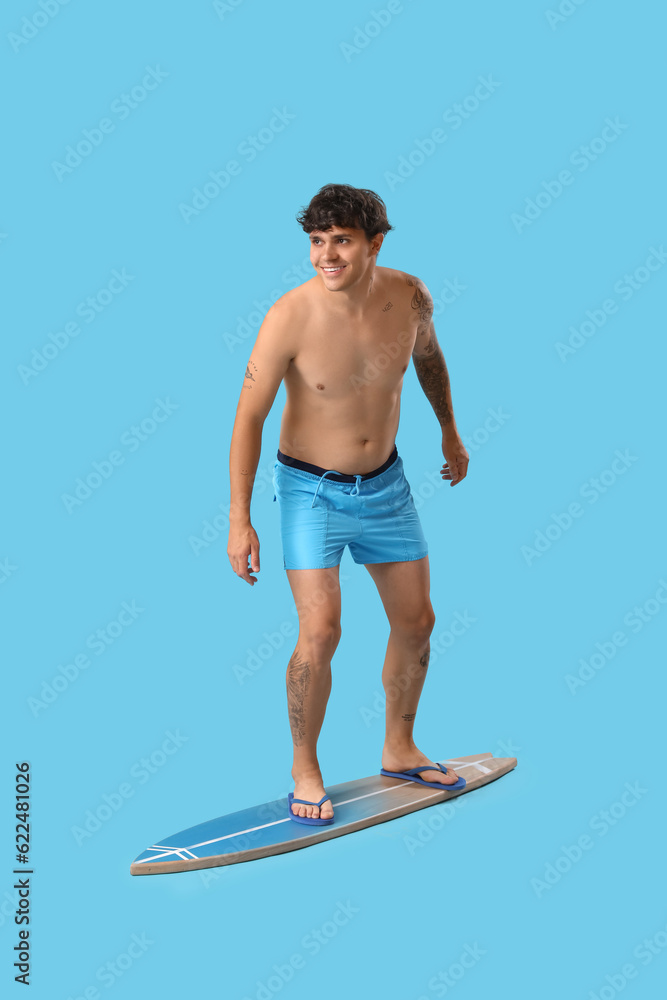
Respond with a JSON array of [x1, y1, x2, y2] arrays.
[[310, 470, 341, 508], [310, 471, 363, 507]]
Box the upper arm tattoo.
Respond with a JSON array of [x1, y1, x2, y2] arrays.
[[243, 360, 258, 388], [407, 276, 436, 356]]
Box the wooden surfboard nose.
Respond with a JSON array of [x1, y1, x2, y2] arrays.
[[130, 753, 518, 876]]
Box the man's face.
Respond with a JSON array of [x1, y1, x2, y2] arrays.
[[309, 226, 382, 290]]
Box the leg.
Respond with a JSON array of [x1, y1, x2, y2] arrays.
[[285, 565, 341, 820], [364, 555, 460, 785]]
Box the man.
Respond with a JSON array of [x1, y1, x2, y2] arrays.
[[227, 184, 469, 825]]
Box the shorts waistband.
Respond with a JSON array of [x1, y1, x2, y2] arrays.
[[276, 444, 398, 483]]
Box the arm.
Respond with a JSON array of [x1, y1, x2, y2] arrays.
[[227, 298, 295, 583], [407, 275, 469, 486]]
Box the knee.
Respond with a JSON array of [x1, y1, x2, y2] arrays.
[[393, 606, 435, 645], [415, 607, 436, 643], [299, 619, 342, 659]]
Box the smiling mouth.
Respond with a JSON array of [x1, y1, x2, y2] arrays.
[[322, 266, 346, 274]]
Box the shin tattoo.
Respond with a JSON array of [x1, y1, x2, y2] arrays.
[[286, 649, 311, 746]]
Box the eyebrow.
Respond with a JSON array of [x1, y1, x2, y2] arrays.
[[309, 231, 354, 238]]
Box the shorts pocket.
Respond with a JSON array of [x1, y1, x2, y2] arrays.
[[273, 465, 317, 510]]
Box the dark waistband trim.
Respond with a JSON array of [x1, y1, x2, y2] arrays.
[[276, 445, 398, 483]]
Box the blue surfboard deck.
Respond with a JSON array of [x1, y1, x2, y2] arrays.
[[130, 753, 516, 875]]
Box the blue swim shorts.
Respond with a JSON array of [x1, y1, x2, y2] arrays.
[[272, 445, 428, 570]]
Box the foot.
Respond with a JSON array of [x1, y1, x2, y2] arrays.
[[381, 747, 460, 786], [290, 773, 334, 821]]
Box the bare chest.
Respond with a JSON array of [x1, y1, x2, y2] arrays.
[[286, 304, 417, 398]]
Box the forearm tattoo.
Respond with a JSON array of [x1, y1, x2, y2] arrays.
[[286, 650, 311, 746], [414, 351, 453, 427], [420, 648, 430, 669], [402, 712, 416, 722], [407, 277, 453, 427]]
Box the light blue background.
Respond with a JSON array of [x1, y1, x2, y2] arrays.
[[3, 1, 666, 998]]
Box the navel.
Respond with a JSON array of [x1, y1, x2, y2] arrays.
[[316, 383, 325, 390]]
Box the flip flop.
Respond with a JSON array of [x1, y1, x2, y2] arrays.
[[380, 762, 466, 791], [287, 792, 335, 826]]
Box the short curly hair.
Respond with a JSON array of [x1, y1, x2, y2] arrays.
[[296, 184, 394, 242]]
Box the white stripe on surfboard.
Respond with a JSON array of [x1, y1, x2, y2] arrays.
[[143, 844, 199, 860], [134, 757, 495, 863]]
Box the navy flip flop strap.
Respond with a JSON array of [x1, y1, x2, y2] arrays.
[[408, 764, 447, 776], [291, 794, 331, 806]]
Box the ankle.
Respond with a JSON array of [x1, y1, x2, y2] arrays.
[[383, 736, 417, 755], [291, 764, 323, 783]]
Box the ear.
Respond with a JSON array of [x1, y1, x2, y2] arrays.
[[370, 233, 384, 256]]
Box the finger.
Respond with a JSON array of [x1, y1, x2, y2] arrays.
[[250, 538, 260, 573], [233, 554, 256, 585], [241, 554, 258, 585]]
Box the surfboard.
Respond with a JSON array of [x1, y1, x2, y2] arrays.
[[130, 752, 516, 876]]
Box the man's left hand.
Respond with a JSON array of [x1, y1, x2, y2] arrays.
[[441, 433, 469, 486]]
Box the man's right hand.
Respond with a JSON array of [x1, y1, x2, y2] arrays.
[[227, 523, 261, 585]]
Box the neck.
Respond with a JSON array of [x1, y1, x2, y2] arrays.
[[321, 265, 377, 313]]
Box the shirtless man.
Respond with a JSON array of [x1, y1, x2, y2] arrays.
[[227, 184, 469, 825]]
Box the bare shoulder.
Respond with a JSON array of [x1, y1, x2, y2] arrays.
[[375, 266, 418, 294], [255, 281, 311, 356], [394, 270, 434, 329], [266, 281, 308, 317], [399, 270, 433, 303]]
